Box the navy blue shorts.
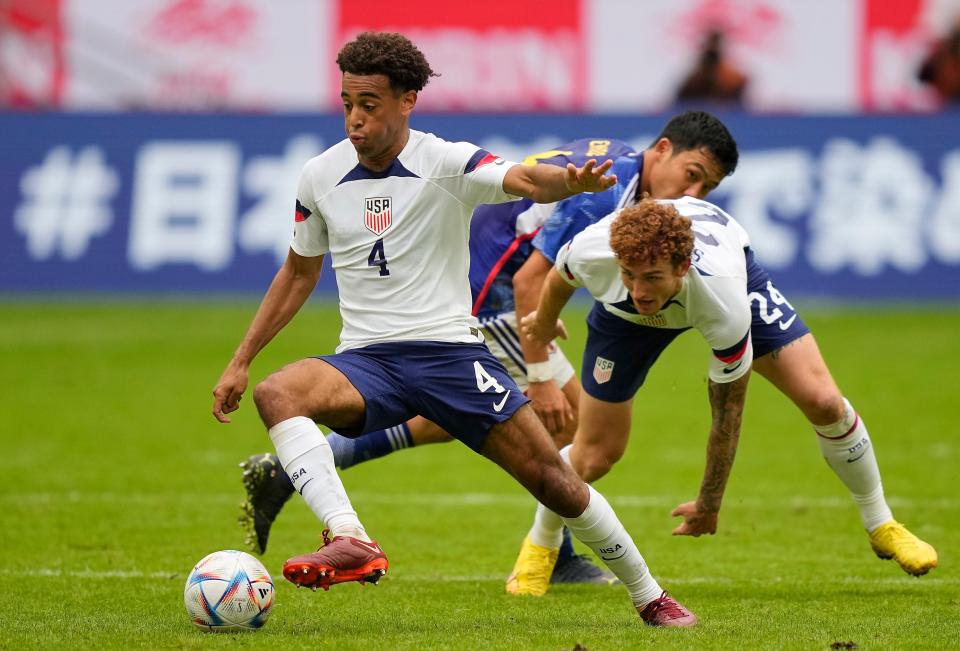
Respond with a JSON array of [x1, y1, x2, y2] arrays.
[[581, 248, 809, 403], [318, 341, 529, 453], [744, 248, 810, 358]]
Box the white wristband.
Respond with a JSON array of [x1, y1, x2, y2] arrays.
[[526, 361, 553, 383]]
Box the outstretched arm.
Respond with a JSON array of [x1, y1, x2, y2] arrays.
[[672, 370, 750, 535], [503, 159, 616, 203], [212, 249, 324, 423]]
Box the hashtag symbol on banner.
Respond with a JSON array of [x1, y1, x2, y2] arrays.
[[14, 146, 120, 261]]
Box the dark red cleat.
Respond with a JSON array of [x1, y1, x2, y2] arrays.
[[637, 591, 698, 628], [283, 530, 388, 591]]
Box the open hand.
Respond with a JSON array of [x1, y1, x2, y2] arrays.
[[564, 159, 617, 194], [671, 501, 719, 537]]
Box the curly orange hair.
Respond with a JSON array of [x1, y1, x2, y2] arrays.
[[609, 199, 694, 268]]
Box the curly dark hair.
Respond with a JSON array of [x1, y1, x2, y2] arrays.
[[610, 199, 694, 268], [651, 111, 739, 178], [336, 32, 439, 93]]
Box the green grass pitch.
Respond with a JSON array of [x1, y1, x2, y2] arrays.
[[1, 300, 957, 650]]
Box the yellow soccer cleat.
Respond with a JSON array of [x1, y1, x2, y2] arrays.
[[869, 520, 938, 576], [505, 536, 559, 596]]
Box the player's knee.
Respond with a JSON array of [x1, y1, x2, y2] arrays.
[[252, 374, 295, 426], [802, 390, 845, 426], [575, 445, 620, 483], [535, 461, 588, 518]]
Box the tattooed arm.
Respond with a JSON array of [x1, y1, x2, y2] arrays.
[[671, 370, 751, 536]]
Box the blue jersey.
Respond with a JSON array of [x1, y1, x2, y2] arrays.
[[532, 152, 644, 264], [469, 138, 635, 318]]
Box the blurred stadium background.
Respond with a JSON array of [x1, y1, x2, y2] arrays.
[[3, 1, 959, 648], [2, 0, 960, 299]]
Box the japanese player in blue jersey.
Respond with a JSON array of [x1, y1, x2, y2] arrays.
[[214, 32, 699, 627]]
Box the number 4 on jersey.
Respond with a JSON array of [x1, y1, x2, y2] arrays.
[[368, 238, 390, 276]]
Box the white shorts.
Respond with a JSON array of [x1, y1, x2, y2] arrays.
[[477, 311, 575, 392]]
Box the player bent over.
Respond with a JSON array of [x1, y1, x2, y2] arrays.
[[213, 32, 696, 627], [507, 197, 937, 595]]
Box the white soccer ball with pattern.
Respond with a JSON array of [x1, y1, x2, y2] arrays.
[[183, 550, 275, 632]]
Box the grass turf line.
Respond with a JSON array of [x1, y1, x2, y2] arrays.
[[0, 302, 956, 649]]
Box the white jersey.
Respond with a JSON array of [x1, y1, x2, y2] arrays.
[[555, 196, 753, 383], [292, 130, 519, 352]]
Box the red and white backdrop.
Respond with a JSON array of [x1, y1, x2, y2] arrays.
[[1, 0, 958, 111]]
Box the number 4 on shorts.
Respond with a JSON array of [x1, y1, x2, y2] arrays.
[[474, 361, 505, 394]]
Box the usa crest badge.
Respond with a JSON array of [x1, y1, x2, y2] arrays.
[[364, 197, 392, 236], [593, 357, 615, 384]]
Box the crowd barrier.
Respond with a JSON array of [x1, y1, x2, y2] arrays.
[[2, 112, 958, 299]]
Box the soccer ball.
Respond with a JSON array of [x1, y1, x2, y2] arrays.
[[184, 549, 275, 632]]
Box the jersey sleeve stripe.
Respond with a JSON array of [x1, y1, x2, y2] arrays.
[[295, 199, 312, 222], [471, 228, 540, 316], [464, 150, 498, 174], [712, 331, 750, 364]]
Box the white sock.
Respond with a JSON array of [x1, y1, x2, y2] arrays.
[[815, 398, 893, 531], [269, 416, 369, 541], [562, 485, 663, 608], [527, 445, 573, 549]]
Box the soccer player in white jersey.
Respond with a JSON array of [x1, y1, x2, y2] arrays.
[[212, 32, 698, 627], [237, 139, 635, 588], [506, 195, 938, 596]]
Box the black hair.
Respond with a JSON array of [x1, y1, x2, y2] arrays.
[[652, 111, 739, 176], [336, 32, 439, 93]]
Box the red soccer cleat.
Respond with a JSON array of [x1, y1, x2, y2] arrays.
[[637, 591, 698, 628], [283, 529, 388, 591]]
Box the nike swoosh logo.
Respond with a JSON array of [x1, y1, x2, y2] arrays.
[[779, 314, 798, 331], [847, 451, 867, 463], [601, 550, 627, 562], [297, 477, 313, 495], [493, 391, 511, 413], [349, 538, 384, 554], [722, 360, 743, 374]]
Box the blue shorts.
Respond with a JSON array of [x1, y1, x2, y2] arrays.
[[744, 248, 810, 358], [318, 341, 529, 453], [581, 248, 809, 403]]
